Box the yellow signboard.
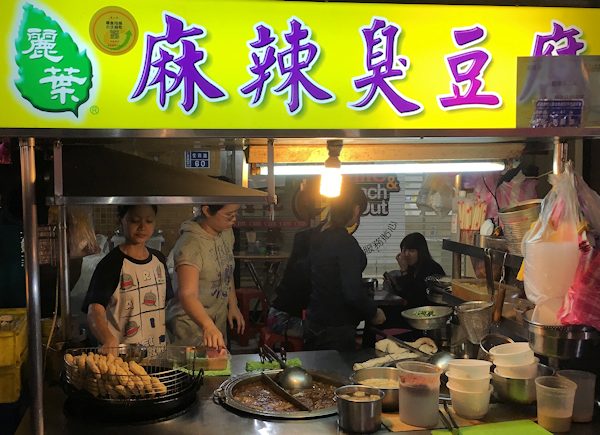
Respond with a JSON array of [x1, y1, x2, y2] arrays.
[[1, 0, 599, 130]]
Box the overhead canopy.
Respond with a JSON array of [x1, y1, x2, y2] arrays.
[[49, 146, 269, 205]]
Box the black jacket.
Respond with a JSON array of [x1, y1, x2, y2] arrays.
[[306, 227, 377, 327], [386, 258, 445, 309], [271, 225, 322, 317]]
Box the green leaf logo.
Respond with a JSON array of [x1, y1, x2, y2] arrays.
[[14, 3, 93, 116]]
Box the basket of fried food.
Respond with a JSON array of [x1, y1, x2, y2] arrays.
[[63, 344, 202, 402]]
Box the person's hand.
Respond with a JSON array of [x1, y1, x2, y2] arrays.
[[396, 252, 408, 272], [100, 335, 119, 355], [202, 322, 225, 349], [228, 304, 246, 335], [371, 308, 386, 325]]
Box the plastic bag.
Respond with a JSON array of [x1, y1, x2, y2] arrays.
[[522, 165, 579, 307], [558, 174, 600, 329], [416, 174, 454, 215], [68, 206, 100, 258]]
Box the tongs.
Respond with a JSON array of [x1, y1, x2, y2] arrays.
[[439, 401, 461, 434]]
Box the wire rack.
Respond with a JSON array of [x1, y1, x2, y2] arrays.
[[64, 344, 202, 402]]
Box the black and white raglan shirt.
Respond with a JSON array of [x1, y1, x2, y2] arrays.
[[83, 247, 173, 347]]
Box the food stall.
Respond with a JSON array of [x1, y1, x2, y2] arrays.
[[2, 0, 600, 433]]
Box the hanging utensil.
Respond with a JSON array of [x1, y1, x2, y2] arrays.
[[262, 344, 313, 390]]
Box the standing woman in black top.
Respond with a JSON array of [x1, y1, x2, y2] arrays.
[[304, 181, 386, 351], [386, 232, 445, 310]]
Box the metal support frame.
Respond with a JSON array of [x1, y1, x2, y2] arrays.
[[451, 174, 463, 279], [54, 140, 71, 342], [267, 138, 276, 220], [553, 136, 568, 175], [19, 137, 44, 435]]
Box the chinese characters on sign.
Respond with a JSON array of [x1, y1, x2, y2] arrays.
[[531, 20, 586, 56], [349, 17, 423, 116], [12, 4, 590, 120], [239, 18, 335, 115], [14, 4, 92, 115], [437, 25, 502, 110], [129, 13, 228, 114], [184, 150, 210, 168]]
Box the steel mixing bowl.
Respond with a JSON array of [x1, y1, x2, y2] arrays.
[[401, 306, 453, 330], [523, 309, 600, 359], [491, 363, 554, 405], [350, 366, 400, 412]]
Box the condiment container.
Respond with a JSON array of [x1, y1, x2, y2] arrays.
[[397, 361, 441, 428], [557, 370, 596, 423], [446, 359, 491, 379], [350, 366, 400, 412], [335, 385, 384, 434], [535, 376, 577, 433], [447, 383, 493, 419]]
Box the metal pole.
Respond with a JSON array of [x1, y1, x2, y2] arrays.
[[267, 138, 276, 221], [54, 140, 71, 342], [452, 174, 463, 279], [553, 136, 567, 175], [20, 137, 44, 435]]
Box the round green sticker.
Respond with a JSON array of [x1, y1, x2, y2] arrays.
[[90, 6, 138, 55]]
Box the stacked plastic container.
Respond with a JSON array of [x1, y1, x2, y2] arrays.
[[489, 342, 537, 379], [445, 359, 493, 419], [0, 308, 28, 403]]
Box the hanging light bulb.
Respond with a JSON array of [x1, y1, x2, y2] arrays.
[[320, 140, 343, 197]]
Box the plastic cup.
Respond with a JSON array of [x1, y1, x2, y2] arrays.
[[396, 361, 441, 428], [488, 342, 534, 366], [557, 370, 596, 423], [447, 383, 493, 419], [535, 376, 577, 433]]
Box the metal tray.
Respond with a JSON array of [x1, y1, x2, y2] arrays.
[[213, 369, 344, 419]]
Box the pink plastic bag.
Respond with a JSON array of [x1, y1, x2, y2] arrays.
[[559, 237, 600, 329], [559, 175, 600, 329]]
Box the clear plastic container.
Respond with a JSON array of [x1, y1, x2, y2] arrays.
[[535, 376, 577, 433], [189, 346, 230, 371], [446, 359, 492, 379], [445, 372, 491, 392], [557, 370, 596, 423], [448, 383, 493, 419], [396, 361, 441, 428], [488, 342, 534, 366], [494, 357, 539, 379]]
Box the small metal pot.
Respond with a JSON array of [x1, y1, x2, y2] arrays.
[[335, 385, 383, 434], [350, 367, 399, 412], [491, 363, 554, 405]]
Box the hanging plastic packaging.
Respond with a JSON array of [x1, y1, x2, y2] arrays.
[[559, 174, 600, 330], [522, 165, 579, 316]]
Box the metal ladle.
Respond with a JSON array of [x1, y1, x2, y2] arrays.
[[262, 345, 314, 390]]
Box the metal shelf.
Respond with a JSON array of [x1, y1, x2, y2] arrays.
[[442, 239, 524, 269]]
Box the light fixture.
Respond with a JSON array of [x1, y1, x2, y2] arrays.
[[319, 140, 343, 198], [260, 161, 505, 176]]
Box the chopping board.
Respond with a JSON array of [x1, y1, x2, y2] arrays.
[[431, 419, 551, 435], [381, 403, 537, 433]]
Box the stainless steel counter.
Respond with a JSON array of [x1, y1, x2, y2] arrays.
[[17, 349, 600, 435]]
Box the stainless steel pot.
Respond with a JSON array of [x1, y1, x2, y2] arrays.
[[335, 385, 384, 434], [350, 367, 399, 412], [491, 363, 554, 405], [523, 310, 600, 359]]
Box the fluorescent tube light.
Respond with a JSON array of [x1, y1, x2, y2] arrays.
[[259, 161, 505, 176]]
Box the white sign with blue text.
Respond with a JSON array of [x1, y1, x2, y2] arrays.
[[185, 150, 210, 169]]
